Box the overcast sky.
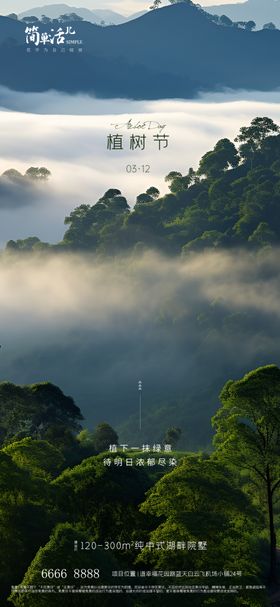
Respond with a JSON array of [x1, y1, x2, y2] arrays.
[[0, 0, 245, 17]]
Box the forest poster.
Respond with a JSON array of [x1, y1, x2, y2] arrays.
[[0, 0, 280, 605]]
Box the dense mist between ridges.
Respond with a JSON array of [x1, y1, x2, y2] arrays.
[[0, 248, 279, 447], [1, 248, 280, 326]]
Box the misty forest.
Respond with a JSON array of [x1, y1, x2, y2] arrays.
[[3, 116, 280, 605]]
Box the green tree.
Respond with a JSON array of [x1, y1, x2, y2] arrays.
[[150, 0, 162, 8], [136, 187, 160, 205], [3, 437, 65, 479], [212, 365, 280, 584], [53, 455, 151, 540], [5, 236, 41, 252], [9, 523, 121, 607], [136, 193, 153, 204], [0, 381, 83, 446], [0, 452, 53, 603], [165, 169, 195, 193], [63, 190, 129, 250], [59, 13, 84, 22], [235, 117, 280, 164], [146, 186, 160, 199], [21, 16, 39, 24], [41, 15, 52, 24], [25, 167, 51, 180], [263, 23, 277, 30], [77, 428, 95, 448], [139, 455, 264, 605], [245, 20, 256, 31], [164, 426, 182, 447], [219, 14, 233, 27], [92, 422, 118, 452], [102, 188, 122, 199], [198, 138, 239, 179], [76, 428, 97, 459], [2, 169, 24, 181], [165, 171, 184, 192]]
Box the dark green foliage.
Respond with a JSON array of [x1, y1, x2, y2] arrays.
[[146, 186, 160, 199], [25, 167, 51, 180], [136, 193, 154, 204], [2, 166, 51, 183], [0, 452, 56, 602], [197, 138, 239, 178], [3, 438, 65, 479], [138, 455, 267, 605], [2, 108, 280, 603], [0, 380, 83, 447], [9, 523, 123, 607], [91, 422, 118, 453], [163, 426, 182, 447], [213, 365, 280, 583], [235, 117, 280, 162], [62, 189, 130, 252], [0, 367, 277, 606], [52, 454, 152, 538], [139, 455, 262, 569], [6, 237, 43, 252], [58, 13, 84, 22]]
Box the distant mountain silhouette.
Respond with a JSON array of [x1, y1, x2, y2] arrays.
[[129, 10, 147, 21], [1, 2, 280, 100], [19, 4, 128, 25], [205, 0, 280, 29], [17, 4, 147, 26]]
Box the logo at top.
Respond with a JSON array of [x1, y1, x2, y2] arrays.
[[25, 25, 82, 46]]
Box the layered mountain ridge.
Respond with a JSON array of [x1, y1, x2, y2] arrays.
[[0, 2, 279, 99]]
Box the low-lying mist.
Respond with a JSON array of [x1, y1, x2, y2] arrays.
[[0, 248, 279, 448]]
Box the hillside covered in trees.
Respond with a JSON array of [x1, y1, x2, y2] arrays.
[[207, 0, 280, 30], [2, 115, 280, 603], [1, 2, 280, 98], [7, 117, 280, 256], [2, 366, 280, 605]]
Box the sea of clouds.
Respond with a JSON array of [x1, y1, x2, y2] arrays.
[[0, 88, 280, 246]]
